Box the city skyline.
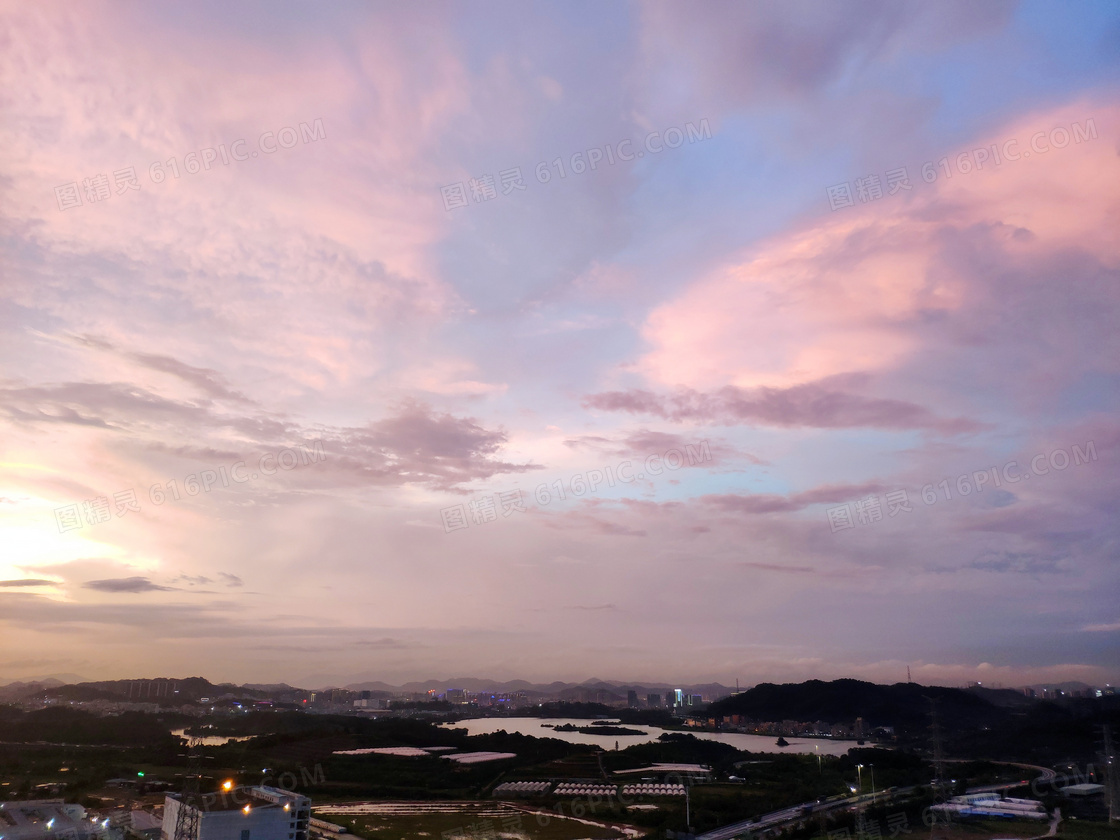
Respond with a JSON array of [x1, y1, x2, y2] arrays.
[[2, 1, 1119, 687]]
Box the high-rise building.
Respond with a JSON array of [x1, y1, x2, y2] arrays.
[[647, 693, 661, 708], [627, 690, 638, 707], [161, 786, 310, 840], [674, 689, 684, 707]]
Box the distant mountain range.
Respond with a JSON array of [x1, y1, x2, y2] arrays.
[[0, 676, 294, 705], [5, 674, 1099, 723], [338, 677, 737, 702], [2, 674, 737, 705]]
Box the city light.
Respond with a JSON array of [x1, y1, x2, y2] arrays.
[[222, 780, 234, 791]]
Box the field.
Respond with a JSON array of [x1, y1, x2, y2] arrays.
[[314, 801, 636, 840]]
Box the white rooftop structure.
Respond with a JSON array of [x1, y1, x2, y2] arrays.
[[0, 800, 116, 840], [161, 786, 310, 840]]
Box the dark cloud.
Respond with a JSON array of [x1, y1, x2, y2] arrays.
[[739, 562, 817, 575], [353, 637, 410, 649], [128, 351, 251, 403], [0, 382, 206, 430], [639, 0, 1015, 107], [219, 572, 244, 587], [967, 550, 1068, 576], [0, 382, 536, 491], [585, 378, 979, 433], [174, 575, 213, 585], [72, 335, 251, 403], [562, 430, 755, 467], [83, 577, 174, 593], [702, 481, 889, 515], [548, 510, 647, 537], [321, 399, 542, 491], [565, 604, 617, 611]]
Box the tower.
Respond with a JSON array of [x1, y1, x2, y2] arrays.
[[173, 740, 203, 840], [926, 697, 951, 835]]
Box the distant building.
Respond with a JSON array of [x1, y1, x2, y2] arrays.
[[689, 694, 703, 706], [0, 800, 118, 840], [161, 786, 309, 840], [445, 688, 466, 703], [673, 689, 684, 707], [627, 690, 638, 708], [647, 693, 661, 708], [353, 698, 387, 709]]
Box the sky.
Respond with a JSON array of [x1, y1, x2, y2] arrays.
[[1, 0, 1118, 690]]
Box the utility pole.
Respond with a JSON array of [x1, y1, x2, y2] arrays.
[[1104, 725, 1118, 824], [685, 777, 691, 836]]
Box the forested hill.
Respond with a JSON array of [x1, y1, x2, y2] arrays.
[[708, 679, 1010, 733]]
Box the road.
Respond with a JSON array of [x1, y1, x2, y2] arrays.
[[698, 760, 1057, 840], [953, 760, 1057, 794], [696, 790, 893, 840]]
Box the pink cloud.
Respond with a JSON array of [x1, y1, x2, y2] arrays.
[[629, 102, 1120, 397]]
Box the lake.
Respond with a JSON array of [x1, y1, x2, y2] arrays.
[[170, 728, 255, 746], [440, 717, 858, 756]]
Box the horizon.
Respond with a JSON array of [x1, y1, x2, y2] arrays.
[[1, 671, 1106, 695], [2, 2, 1119, 688]]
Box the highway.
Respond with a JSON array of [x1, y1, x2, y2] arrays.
[[698, 761, 1057, 840], [696, 789, 901, 840]]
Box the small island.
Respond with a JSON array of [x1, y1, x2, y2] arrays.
[[775, 736, 789, 747], [553, 723, 647, 736]]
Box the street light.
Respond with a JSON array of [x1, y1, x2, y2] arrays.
[[857, 764, 864, 794], [869, 765, 876, 801]]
